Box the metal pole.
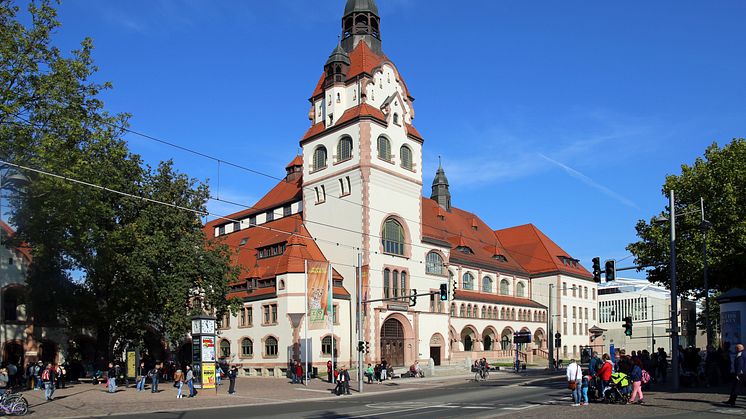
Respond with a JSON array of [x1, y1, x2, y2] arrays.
[[650, 305, 655, 352], [357, 253, 363, 393], [548, 284, 554, 370], [701, 197, 712, 348], [304, 260, 309, 387], [669, 190, 680, 391]]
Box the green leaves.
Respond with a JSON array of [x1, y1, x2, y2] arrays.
[[627, 139, 746, 297]]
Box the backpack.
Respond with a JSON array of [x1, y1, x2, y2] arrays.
[[641, 369, 651, 384], [41, 369, 50, 381]]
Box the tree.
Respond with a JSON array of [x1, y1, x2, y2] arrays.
[[627, 139, 746, 298], [0, 0, 238, 362]]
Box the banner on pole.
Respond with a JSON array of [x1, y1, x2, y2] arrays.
[[307, 261, 331, 330]]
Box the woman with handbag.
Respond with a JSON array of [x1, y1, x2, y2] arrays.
[[566, 358, 583, 406]]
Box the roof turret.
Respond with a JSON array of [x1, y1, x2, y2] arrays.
[[430, 159, 451, 211], [344, 0, 379, 16], [325, 43, 351, 66]]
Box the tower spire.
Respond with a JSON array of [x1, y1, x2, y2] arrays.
[[431, 159, 451, 212], [341, 0, 382, 54]]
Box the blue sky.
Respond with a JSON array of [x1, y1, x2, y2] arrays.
[[29, 0, 746, 278]]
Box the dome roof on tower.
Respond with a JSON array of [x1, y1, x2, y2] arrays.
[[344, 0, 379, 16], [325, 43, 351, 66]]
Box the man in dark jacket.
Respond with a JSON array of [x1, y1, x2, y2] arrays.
[[149, 365, 160, 393], [227, 365, 237, 395], [725, 344, 745, 407]]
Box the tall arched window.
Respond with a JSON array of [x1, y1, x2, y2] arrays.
[[392, 270, 399, 298], [450, 303, 456, 316], [462, 273, 474, 290], [265, 336, 278, 357], [482, 276, 492, 293], [459, 304, 466, 317], [400, 145, 412, 170], [400, 271, 407, 300], [321, 336, 337, 356], [501, 307, 506, 319], [383, 268, 391, 299], [500, 279, 510, 295], [426, 252, 445, 275], [377, 136, 391, 161], [219, 340, 230, 358], [241, 338, 253, 357], [337, 136, 353, 161], [381, 218, 405, 255], [516, 282, 526, 297], [481, 306, 486, 318], [312, 146, 327, 170]]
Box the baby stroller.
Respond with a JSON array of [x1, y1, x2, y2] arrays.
[[603, 372, 630, 404]]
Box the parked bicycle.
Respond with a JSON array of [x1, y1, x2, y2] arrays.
[[0, 392, 27, 416]]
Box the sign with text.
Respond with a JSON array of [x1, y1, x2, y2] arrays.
[[201, 336, 216, 362], [126, 351, 137, 379], [201, 363, 216, 389], [307, 261, 331, 330]]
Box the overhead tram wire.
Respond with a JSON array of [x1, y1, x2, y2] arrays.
[[6, 115, 589, 271]]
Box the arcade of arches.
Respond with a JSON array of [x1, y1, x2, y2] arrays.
[[451, 325, 548, 363]]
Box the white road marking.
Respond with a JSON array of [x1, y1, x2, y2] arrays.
[[503, 404, 540, 411]]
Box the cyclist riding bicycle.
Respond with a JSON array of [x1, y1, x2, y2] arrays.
[[478, 358, 489, 379]]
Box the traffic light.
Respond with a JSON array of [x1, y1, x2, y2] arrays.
[[357, 340, 365, 352], [623, 316, 633, 336], [409, 289, 417, 307], [605, 259, 616, 282], [592, 257, 601, 283], [439, 283, 448, 301], [554, 332, 562, 348], [364, 341, 370, 354]]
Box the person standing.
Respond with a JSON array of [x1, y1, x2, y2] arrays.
[[173, 367, 184, 399], [365, 364, 374, 384], [41, 363, 56, 401], [185, 365, 196, 398], [596, 353, 613, 397], [107, 362, 117, 393], [629, 361, 645, 404], [327, 360, 333, 383], [380, 359, 388, 381], [136, 362, 147, 391], [227, 365, 237, 395], [342, 366, 351, 395], [725, 344, 745, 407], [566, 358, 582, 406], [149, 364, 160, 393], [7, 362, 17, 388]]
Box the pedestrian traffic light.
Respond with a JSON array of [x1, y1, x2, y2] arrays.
[[592, 257, 601, 283], [605, 259, 616, 282], [439, 283, 448, 301], [554, 332, 561, 348], [623, 316, 633, 336], [364, 341, 370, 354], [409, 289, 417, 306], [357, 341, 365, 352]]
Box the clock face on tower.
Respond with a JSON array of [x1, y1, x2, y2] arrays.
[[191, 319, 201, 335], [201, 319, 215, 334]]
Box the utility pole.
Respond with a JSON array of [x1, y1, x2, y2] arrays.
[[357, 253, 363, 393], [669, 190, 680, 391], [701, 197, 712, 348], [548, 284, 554, 370]]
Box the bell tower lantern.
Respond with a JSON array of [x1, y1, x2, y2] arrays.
[[341, 0, 382, 54]]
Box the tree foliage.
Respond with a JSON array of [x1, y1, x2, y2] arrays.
[[627, 139, 746, 297], [0, 0, 238, 361]]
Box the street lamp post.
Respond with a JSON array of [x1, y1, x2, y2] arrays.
[[700, 197, 712, 348], [668, 190, 680, 392], [548, 284, 554, 370]]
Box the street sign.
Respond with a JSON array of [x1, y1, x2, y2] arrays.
[[514, 331, 531, 344]]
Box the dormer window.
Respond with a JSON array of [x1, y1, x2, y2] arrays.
[[558, 256, 579, 268], [493, 254, 508, 263], [456, 246, 473, 255], [257, 243, 287, 259]]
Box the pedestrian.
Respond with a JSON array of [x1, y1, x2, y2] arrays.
[[215, 362, 222, 386], [629, 360, 645, 404], [136, 362, 147, 391], [725, 343, 745, 407], [342, 366, 351, 395], [149, 364, 159, 393], [228, 365, 237, 395], [173, 367, 184, 399], [581, 372, 591, 405], [0, 368, 9, 395], [657, 348, 668, 383], [380, 359, 388, 381], [185, 365, 196, 398], [41, 363, 56, 401], [35, 361, 44, 390], [596, 353, 613, 397], [566, 358, 582, 406], [295, 361, 304, 384], [291, 361, 299, 384], [107, 362, 117, 393], [327, 360, 333, 383], [7, 362, 17, 388], [365, 364, 374, 384]]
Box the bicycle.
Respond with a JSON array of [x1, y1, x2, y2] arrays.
[[0, 396, 27, 416], [474, 367, 489, 382]]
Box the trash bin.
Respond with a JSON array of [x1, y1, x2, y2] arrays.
[[312, 367, 318, 379]]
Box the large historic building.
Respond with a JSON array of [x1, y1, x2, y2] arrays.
[[204, 0, 597, 377]]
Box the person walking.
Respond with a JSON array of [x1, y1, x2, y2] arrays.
[[227, 365, 237, 395], [173, 367, 185, 399], [342, 366, 351, 395], [725, 344, 745, 407], [136, 362, 147, 391], [291, 361, 300, 384], [596, 353, 613, 397], [629, 360, 645, 404], [327, 360, 333, 383], [566, 358, 583, 406], [365, 364, 374, 384], [380, 359, 388, 381], [7, 362, 17, 389], [41, 363, 56, 401], [107, 362, 117, 393], [149, 364, 160, 393], [185, 365, 196, 398]]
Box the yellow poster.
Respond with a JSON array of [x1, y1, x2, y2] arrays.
[[202, 363, 216, 389], [126, 351, 137, 378]]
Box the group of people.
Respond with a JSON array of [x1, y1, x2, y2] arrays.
[[128, 361, 238, 398], [473, 358, 490, 379], [567, 350, 651, 406]]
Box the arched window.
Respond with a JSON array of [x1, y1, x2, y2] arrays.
[[500, 279, 510, 295], [459, 304, 466, 317], [501, 307, 506, 319], [337, 136, 353, 162], [482, 276, 492, 293], [321, 336, 337, 356], [511, 308, 516, 320], [450, 303, 456, 316], [381, 218, 405, 255], [426, 252, 445, 275], [392, 270, 399, 298], [400, 145, 412, 170], [219, 340, 230, 358], [393, 113, 399, 125], [481, 306, 486, 318], [265, 336, 278, 357], [241, 338, 253, 357], [383, 268, 390, 299], [377, 136, 391, 161], [312, 146, 327, 170], [516, 282, 526, 297], [400, 271, 407, 300], [462, 272, 474, 290]]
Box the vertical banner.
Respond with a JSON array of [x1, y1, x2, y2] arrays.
[[202, 363, 216, 389], [307, 261, 330, 330], [361, 265, 369, 315], [126, 351, 137, 379]]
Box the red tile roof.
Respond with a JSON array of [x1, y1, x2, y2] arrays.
[[494, 224, 593, 280], [406, 124, 424, 142], [456, 290, 547, 309], [421, 198, 528, 275], [0, 221, 31, 262], [286, 155, 303, 169], [312, 41, 387, 99], [301, 104, 387, 142]]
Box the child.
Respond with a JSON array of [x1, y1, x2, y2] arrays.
[[581, 373, 591, 405]]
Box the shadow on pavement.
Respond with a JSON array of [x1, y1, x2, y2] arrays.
[[305, 411, 353, 419]]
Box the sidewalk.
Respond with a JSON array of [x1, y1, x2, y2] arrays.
[[22, 372, 476, 418]]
